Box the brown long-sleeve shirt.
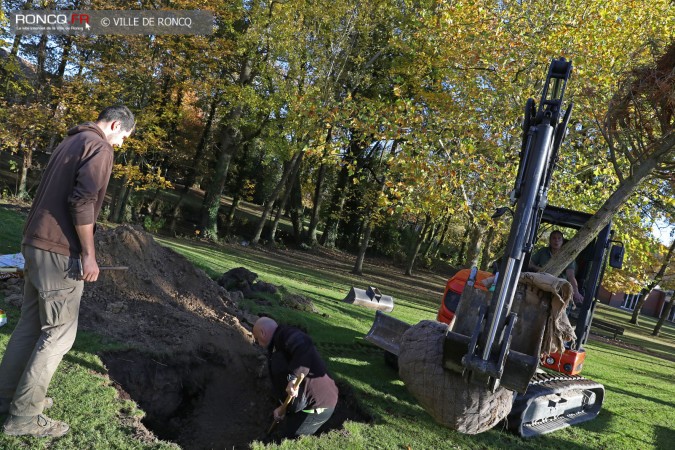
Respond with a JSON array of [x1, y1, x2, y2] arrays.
[[23, 122, 114, 257]]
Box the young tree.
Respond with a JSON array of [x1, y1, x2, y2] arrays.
[[653, 294, 675, 336], [630, 239, 675, 325]]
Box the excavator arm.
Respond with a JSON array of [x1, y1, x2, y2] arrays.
[[442, 58, 574, 393]]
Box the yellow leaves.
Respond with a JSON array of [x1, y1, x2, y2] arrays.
[[112, 164, 173, 191]]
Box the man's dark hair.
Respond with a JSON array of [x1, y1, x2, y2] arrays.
[[97, 105, 135, 131]]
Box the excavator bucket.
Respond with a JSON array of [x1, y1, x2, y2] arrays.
[[364, 310, 411, 356], [343, 286, 394, 312], [443, 281, 551, 393]]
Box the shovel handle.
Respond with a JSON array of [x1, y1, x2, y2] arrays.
[[0, 266, 127, 278], [99, 266, 129, 271], [267, 373, 306, 434]]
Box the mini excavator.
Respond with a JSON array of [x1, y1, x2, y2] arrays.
[[365, 58, 625, 437]]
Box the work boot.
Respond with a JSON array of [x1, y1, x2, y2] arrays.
[[0, 397, 54, 415], [3, 414, 69, 438]]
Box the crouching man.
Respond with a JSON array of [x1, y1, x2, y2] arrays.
[[253, 317, 338, 439]]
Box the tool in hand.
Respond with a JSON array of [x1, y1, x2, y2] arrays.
[[267, 373, 305, 435], [75, 258, 128, 279]]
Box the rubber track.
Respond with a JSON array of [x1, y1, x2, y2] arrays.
[[507, 371, 605, 437]]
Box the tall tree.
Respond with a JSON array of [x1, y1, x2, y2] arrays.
[[544, 42, 675, 276]]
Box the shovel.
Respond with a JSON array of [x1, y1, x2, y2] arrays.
[[267, 373, 306, 435], [0, 266, 128, 277]]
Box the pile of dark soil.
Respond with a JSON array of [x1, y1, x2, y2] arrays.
[[80, 225, 273, 448], [0, 224, 372, 448], [81, 225, 252, 355], [77, 225, 366, 448]]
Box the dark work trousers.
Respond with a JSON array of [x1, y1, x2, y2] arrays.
[[268, 352, 334, 438], [277, 407, 335, 438]]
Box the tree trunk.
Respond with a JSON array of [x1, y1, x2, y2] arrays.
[[352, 177, 387, 275], [542, 133, 675, 277], [630, 239, 675, 325], [405, 214, 431, 276], [289, 171, 304, 243], [108, 181, 131, 224], [168, 96, 219, 234], [305, 128, 332, 245], [421, 222, 439, 259], [464, 223, 484, 268], [17, 141, 32, 200], [108, 151, 138, 223], [186, 96, 219, 190], [653, 295, 675, 336], [352, 221, 374, 275], [36, 34, 49, 86], [479, 225, 497, 271], [54, 1, 79, 85], [224, 193, 241, 235], [321, 136, 361, 247], [251, 151, 303, 245], [457, 227, 471, 267], [320, 162, 350, 247], [432, 215, 452, 258], [200, 146, 232, 239], [305, 162, 327, 245], [269, 152, 304, 242], [199, 58, 253, 239], [55, 36, 73, 84], [221, 144, 252, 234]]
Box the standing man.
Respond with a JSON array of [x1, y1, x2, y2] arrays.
[[0, 106, 135, 437], [253, 317, 338, 439], [529, 229, 584, 304]]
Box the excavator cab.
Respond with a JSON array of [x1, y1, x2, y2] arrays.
[[441, 207, 614, 380]]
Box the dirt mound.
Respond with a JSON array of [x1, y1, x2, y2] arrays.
[[78, 225, 276, 448], [81, 225, 251, 355], [77, 225, 366, 448]]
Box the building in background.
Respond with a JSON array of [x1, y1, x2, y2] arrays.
[[597, 286, 674, 322]]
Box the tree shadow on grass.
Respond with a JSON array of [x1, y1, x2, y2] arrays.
[[655, 425, 675, 450], [604, 385, 675, 410]]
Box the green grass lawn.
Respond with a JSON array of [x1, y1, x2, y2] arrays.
[[0, 206, 25, 255], [0, 203, 674, 449]]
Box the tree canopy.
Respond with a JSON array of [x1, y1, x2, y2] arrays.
[[1, 0, 673, 291]]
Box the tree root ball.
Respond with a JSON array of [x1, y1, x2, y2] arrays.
[[398, 320, 514, 434]]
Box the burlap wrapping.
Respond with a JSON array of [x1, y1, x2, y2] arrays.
[[519, 272, 576, 355], [398, 320, 514, 434]]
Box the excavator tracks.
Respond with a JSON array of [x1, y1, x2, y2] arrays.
[[507, 371, 605, 437]]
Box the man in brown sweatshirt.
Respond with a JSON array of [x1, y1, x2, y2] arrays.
[[253, 317, 338, 440], [0, 106, 135, 438]]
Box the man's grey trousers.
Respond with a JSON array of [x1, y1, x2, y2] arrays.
[[0, 245, 83, 416]]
